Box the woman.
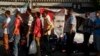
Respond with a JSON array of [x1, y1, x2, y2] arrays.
[[33, 12, 42, 56], [13, 11, 22, 56]]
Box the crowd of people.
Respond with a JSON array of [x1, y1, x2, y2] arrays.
[[1, 7, 100, 56]]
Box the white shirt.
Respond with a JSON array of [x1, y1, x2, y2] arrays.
[[4, 17, 11, 34], [28, 15, 34, 26], [64, 14, 76, 33]]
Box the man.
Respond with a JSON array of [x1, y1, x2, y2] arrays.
[[26, 8, 34, 47], [93, 11, 100, 56], [3, 10, 11, 55], [64, 9, 77, 55], [83, 12, 94, 56], [42, 10, 54, 56]]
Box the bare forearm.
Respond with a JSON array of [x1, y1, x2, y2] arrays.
[[70, 24, 74, 33]]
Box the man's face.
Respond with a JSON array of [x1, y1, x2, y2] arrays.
[[54, 15, 65, 29]]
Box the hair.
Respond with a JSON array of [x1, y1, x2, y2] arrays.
[[15, 11, 21, 17], [67, 8, 73, 15], [27, 7, 31, 13], [35, 12, 40, 17], [67, 8, 73, 12], [5, 10, 10, 15]]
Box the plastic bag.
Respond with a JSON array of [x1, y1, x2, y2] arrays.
[[29, 40, 37, 54]]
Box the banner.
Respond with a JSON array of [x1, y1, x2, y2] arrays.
[[54, 9, 65, 38]]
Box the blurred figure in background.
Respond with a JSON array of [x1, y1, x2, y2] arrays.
[[12, 11, 22, 56], [64, 9, 77, 56], [42, 10, 54, 56], [2, 10, 11, 56], [26, 7, 34, 47], [25, 7, 35, 56], [33, 12, 42, 56], [93, 11, 100, 56], [83, 12, 94, 56]]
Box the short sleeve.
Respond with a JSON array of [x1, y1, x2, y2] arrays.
[[70, 15, 76, 25]]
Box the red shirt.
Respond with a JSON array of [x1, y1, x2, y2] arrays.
[[33, 17, 42, 38], [14, 16, 21, 35]]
